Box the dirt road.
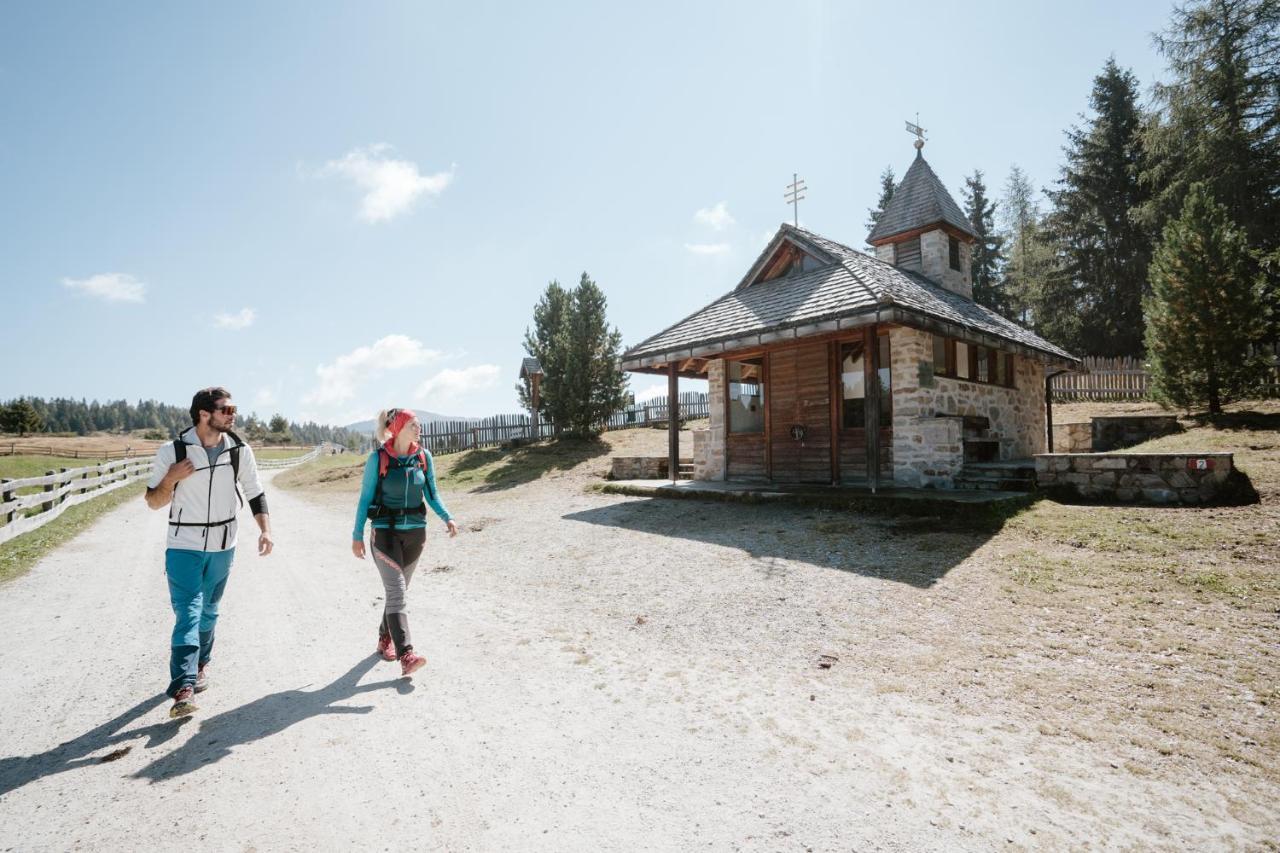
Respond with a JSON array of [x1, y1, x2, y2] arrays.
[[0, 469, 1273, 851]]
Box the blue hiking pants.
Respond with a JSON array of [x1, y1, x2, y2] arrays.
[[165, 548, 235, 698]]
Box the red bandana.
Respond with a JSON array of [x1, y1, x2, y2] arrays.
[[382, 409, 420, 458]]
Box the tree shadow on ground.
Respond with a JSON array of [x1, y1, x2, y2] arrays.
[[562, 494, 1023, 589], [442, 437, 611, 493], [1187, 410, 1280, 434], [134, 655, 411, 783], [0, 693, 186, 797]]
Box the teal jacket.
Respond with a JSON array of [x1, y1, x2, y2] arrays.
[[352, 449, 452, 541]]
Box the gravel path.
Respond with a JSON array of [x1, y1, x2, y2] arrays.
[[0, 469, 1273, 851]]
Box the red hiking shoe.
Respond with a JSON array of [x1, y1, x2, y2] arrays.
[[170, 685, 198, 718], [376, 633, 396, 661], [399, 651, 426, 677]]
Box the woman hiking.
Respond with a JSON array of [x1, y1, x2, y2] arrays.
[[352, 408, 457, 676]]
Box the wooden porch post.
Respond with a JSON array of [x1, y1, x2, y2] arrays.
[[668, 362, 680, 483], [864, 325, 880, 493], [530, 373, 541, 438]]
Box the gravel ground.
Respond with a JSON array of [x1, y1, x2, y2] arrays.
[[0, 456, 1276, 851]]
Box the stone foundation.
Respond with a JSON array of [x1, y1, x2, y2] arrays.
[[1035, 452, 1233, 504], [891, 326, 1047, 488]]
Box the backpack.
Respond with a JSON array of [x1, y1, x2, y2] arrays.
[[173, 429, 245, 508], [367, 447, 436, 522]]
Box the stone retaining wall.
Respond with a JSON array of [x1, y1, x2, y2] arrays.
[[1091, 416, 1181, 452], [610, 456, 693, 480], [1035, 452, 1233, 504], [1052, 422, 1092, 453]]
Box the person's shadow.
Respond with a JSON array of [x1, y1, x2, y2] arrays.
[[134, 654, 410, 783], [0, 693, 186, 797]]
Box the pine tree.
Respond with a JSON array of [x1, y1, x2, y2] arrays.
[[1143, 0, 1280, 334], [1045, 58, 1152, 357], [999, 165, 1044, 325], [961, 170, 1007, 315], [865, 166, 896, 231], [519, 274, 626, 437], [1, 399, 43, 436], [1145, 184, 1272, 413]]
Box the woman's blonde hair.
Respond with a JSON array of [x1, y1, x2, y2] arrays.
[[374, 409, 393, 444]]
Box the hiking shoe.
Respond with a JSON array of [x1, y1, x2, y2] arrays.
[[376, 633, 397, 662], [170, 686, 198, 718], [194, 663, 210, 693], [399, 651, 426, 677]]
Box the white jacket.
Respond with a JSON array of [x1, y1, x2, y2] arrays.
[[147, 429, 266, 552]]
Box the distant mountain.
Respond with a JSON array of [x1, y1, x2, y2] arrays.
[[343, 411, 469, 435]]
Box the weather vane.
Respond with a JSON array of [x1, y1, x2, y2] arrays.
[[905, 115, 926, 150], [783, 172, 807, 226]]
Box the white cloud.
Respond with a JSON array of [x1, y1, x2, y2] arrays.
[[631, 382, 668, 404], [684, 242, 730, 256], [62, 272, 146, 303], [694, 201, 735, 231], [415, 364, 501, 403], [319, 144, 454, 223], [304, 334, 442, 405], [254, 387, 276, 407], [213, 307, 256, 330]]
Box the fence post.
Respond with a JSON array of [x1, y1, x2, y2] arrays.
[[471, 427, 478, 449], [42, 470, 56, 513], [2, 478, 13, 525]]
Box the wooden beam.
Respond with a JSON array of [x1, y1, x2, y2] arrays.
[[763, 352, 773, 481], [864, 324, 880, 493], [829, 340, 841, 485], [668, 363, 679, 484]]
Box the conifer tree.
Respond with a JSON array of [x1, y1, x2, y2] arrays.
[[1145, 184, 1272, 413], [1046, 58, 1152, 357], [961, 170, 1007, 315], [1143, 0, 1280, 334], [865, 166, 896, 232], [1, 399, 43, 436], [519, 274, 626, 436], [999, 165, 1044, 325]]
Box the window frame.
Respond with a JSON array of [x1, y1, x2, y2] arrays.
[[931, 334, 1016, 389], [948, 236, 961, 271]]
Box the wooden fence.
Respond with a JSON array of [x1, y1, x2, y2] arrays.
[[0, 442, 321, 459], [1050, 349, 1280, 401], [0, 445, 323, 545], [0, 457, 153, 545], [414, 392, 713, 456]]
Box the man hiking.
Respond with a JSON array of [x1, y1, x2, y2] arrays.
[[144, 387, 273, 718]]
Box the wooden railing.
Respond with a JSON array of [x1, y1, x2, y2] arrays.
[[0, 457, 153, 545], [0, 445, 324, 545]]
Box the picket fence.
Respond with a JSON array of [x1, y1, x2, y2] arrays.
[[416, 392, 712, 456], [1050, 348, 1280, 401], [0, 445, 324, 545]]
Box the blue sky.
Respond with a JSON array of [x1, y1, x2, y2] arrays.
[[1, 1, 1174, 426]]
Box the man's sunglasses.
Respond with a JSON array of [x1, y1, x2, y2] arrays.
[[212, 404, 238, 416]]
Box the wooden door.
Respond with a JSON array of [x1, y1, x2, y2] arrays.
[[768, 341, 831, 483]]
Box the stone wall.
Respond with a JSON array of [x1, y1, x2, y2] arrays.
[[891, 326, 1047, 488], [1091, 416, 1181, 452], [920, 228, 972, 299], [1035, 452, 1234, 504], [1052, 422, 1092, 453], [692, 359, 727, 481], [610, 456, 692, 480]]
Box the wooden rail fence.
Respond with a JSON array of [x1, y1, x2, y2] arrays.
[[1050, 350, 1280, 401], [0, 445, 323, 545], [414, 393, 712, 456]]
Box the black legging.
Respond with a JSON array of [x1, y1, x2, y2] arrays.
[[370, 526, 426, 656]]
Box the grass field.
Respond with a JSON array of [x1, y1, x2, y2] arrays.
[[0, 481, 146, 585]]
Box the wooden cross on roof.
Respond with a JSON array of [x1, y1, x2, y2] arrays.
[[783, 172, 807, 226]]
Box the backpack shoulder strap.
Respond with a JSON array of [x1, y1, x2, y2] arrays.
[[226, 429, 245, 481], [377, 447, 392, 478], [172, 438, 187, 464]]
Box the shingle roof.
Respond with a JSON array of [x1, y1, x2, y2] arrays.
[[519, 357, 543, 379], [621, 224, 1077, 367], [866, 151, 976, 244]]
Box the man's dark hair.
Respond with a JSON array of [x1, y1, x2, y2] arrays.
[[190, 387, 232, 425]]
